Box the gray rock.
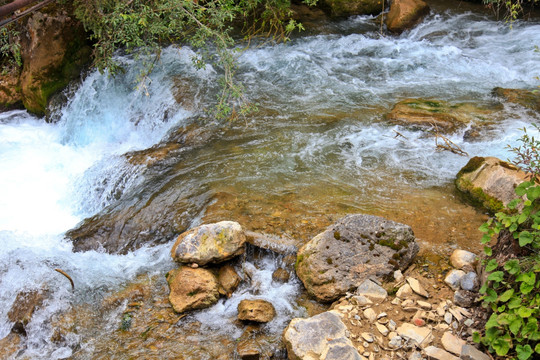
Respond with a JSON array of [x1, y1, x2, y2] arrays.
[[363, 308, 377, 323], [445, 270, 466, 290], [389, 335, 402, 348], [450, 250, 477, 270], [396, 323, 433, 348], [424, 346, 459, 360], [460, 345, 491, 360], [407, 277, 429, 298], [171, 221, 246, 265], [394, 270, 404, 282], [396, 283, 413, 299], [454, 290, 476, 308], [356, 279, 388, 301], [295, 214, 418, 302], [284, 311, 361, 360], [460, 272, 478, 291]]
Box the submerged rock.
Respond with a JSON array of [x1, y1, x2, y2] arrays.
[[319, 0, 382, 17], [166, 267, 220, 313], [171, 221, 246, 266], [295, 214, 418, 302], [493, 87, 540, 113], [0, 332, 21, 359], [272, 268, 290, 283], [385, 99, 493, 133], [238, 299, 276, 323], [385, 0, 430, 33], [8, 289, 47, 336], [455, 156, 529, 213], [283, 311, 361, 360]]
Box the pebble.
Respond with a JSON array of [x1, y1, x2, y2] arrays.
[[377, 312, 387, 319], [441, 332, 466, 356], [444, 270, 466, 290], [464, 319, 474, 327], [394, 270, 404, 282], [444, 312, 452, 324], [396, 284, 413, 298], [376, 323, 389, 336], [388, 319, 396, 331], [363, 308, 377, 323], [460, 272, 478, 291], [391, 298, 401, 305], [401, 299, 415, 308], [388, 335, 402, 348], [361, 332, 374, 343], [406, 277, 429, 298], [417, 300, 432, 310]]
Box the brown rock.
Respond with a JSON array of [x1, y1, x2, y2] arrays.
[[237, 337, 261, 360], [272, 268, 290, 283], [218, 264, 241, 297], [385, 0, 430, 34], [171, 221, 246, 266], [237, 299, 276, 323], [166, 267, 220, 313], [455, 156, 529, 213], [385, 99, 492, 133], [320, 0, 383, 17], [8, 289, 46, 335], [0, 66, 23, 110], [493, 87, 540, 113], [0, 332, 21, 360]]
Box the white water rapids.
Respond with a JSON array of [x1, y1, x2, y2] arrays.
[[1, 7, 540, 359]]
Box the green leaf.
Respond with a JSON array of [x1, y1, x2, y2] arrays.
[[481, 234, 492, 244], [488, 271, 504, 282], [499, 289, 515, 302], [517, 272, 536, 285], [522, 318, 538, 337], [473, 332, 481, 343], [484, 246, 493, 256], [479, 222, 491, 232], [526, 185, 540, 201], [517, 344, 533, 360], [484, 288, 498, 303], [504, 259, 521, 275], [518, 306, 534, 317], [521, 281, 535, 294], [518, 212, 529, 224], [516, 181, 534, 196], [486, 313, 499, 329], [509, 296, 523, 309], [519, 231, 534, 246], [510, 318, 522, 334], [492, 337, 510, 356], [536, 342, 540, 354], [486, 259, 499, 272]]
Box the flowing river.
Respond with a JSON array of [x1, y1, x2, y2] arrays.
[[1, 2, 540, 359]]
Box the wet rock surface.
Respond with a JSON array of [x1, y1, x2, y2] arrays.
[[319, 0, 382, 17], [386, 0, 430, 34], [170, 221, 246, 265], [166, 266, 220, 313], [455, 156, 529, 213], [218, 264, 242, 297], [296, 214, 419, 302], [493, 87, 540, 113], [237, 299, 276, 323]]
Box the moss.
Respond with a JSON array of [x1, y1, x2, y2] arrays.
[[405, 99, 445, 113], [392, 253, 401, 260], [333, 231, 341, 240], [399, 240, 409, 249], [456, 156, 486, 178], [498, 160, 518, 171], [378, 238, 403, 251], [388, 259, 398, 269], [455, 177, 504, 214], [295, 254, 305, 271], [369, 243, 375, 251], [326, 258, 333, 265]]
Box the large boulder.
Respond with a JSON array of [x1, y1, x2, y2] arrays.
[[295, 214, 418, 302], [319, 0, 382, 17], [455, 156, 529, 213], [385, 0, 430, 34], [493, 87, 540, 113], [283, 311, 362, 360], [16, 4, 90, 115], [237, 299, 276, 323], [171, 221, 246, 266], [166, 267, 220, 313], [385, 98, 493, 133]]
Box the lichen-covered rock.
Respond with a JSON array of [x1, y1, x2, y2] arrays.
[[385, 0, 430, 33], [171, 221, 246, 266], [238, 299, 276, 323], [320, 0, 382, 17], [166, 267, 219, 313], [295, 214, 418, 302], [493, 87, 540, 113], [218, 264, 242, 297], [283, 311, 362, 360], [455, 156, 529, 213], [385, 99, 492, 132]]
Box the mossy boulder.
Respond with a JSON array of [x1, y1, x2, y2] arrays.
[[492, 87, 540, 113], [171, 221, 247, 266], [385, 0, 430, 34], [166, 266, 220, 313], [385, 98, 494, 133], [319, 0, 382, 17], [295, 214, 418, 303], [455, 156, 529, 213]]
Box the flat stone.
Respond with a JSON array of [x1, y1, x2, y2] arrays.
[[396, 283, 413, 299], [396, 323, 433, 348], [356, 279, 388, 301], [417, 301, 432, 310], [424, 346, 459, 360], [363, 308, 377, 323], [448, 308, 463, 323], [284, 311, 361, 360], [361, 333, 374, 343], [237, 337, 261, 360], [402, 299, 415, 308], [450, 250, 477, 270], [352, 295, 373, 306], [441, 332, 466, 356], [444, 270, 466, 290], [406, 277, 429, 298], [460, 345, 491, 360], [376, 323, 389, 336], [238, 300, 276, 323], [444, 312, 453, 324]]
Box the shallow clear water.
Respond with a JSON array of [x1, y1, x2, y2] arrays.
[[1, 7, 540, 359]]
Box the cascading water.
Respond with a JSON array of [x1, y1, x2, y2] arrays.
[[1, 6, 540, 359]]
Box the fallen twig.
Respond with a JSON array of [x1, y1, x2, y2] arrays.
[[54, 268, 74, 290]]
